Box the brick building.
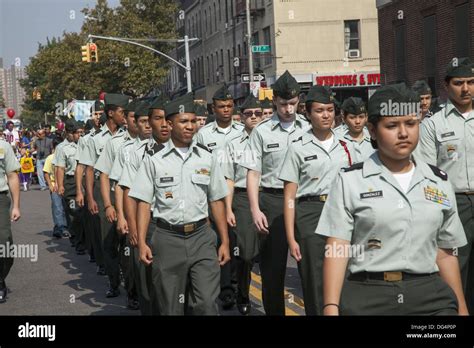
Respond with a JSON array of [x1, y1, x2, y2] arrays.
[[377, 0, 473, 100]]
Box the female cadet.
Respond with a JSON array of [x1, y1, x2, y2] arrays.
[[279, 85, 355, 315], [316, 83, 468, 315]]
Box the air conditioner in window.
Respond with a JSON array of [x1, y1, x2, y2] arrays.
[[348, 49, 360, 58]]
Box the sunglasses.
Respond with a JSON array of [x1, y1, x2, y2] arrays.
[[243, 111, 263, 117]]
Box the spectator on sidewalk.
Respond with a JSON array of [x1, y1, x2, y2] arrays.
[[19, 149, 34, 191], [33, 129, 53, 191]]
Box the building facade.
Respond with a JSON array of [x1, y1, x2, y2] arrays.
[[0, 58, 26, 121], [168, 0, 380, 103], [377, 0, 473, 100]]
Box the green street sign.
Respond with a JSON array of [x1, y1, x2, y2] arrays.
[[251, 45, 270, 53]]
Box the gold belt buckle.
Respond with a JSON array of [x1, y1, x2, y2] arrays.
[[184, 223, 195, 233], [320, 195, 328, 202], [384, 271, 402, 282]]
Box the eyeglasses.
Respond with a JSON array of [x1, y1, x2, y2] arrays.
[[243, 111, 263, 117]]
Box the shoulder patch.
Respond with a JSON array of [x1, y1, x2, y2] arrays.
[[428, 164, 448, 181], [342, 162, 363, 172], [292, 136, 303, 143], [196, 142, 212, 153]]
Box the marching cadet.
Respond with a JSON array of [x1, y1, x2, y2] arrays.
[[118, 96, 170, 315], [416, 57, 474, 312], [222, 94, 263, 315], [411, 80, 433, 120], [195, 85, 244, 310], [241, 70, 310, 315], [94, 99, 138, 301], [232, 108, 242, 124], [129, 93, 231, 315], [279, 85, 354, 315], [195, 103, 209, 130], [316, 83, 468, 315], [78, 93, 127, 292], [0, 137, 21, 303], [340, 97, 375, 162], [56, 120, 84, 255], [75, 101, 104, 265], [261, 98, 273, 120]]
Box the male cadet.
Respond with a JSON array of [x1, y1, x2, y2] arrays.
[[56, 120, 84, 255], [119, 96, 170, 315], [412, 80, 434, 121], [75, 101, 104, 264], [0, 136, 21, 303], [261, 98, 274, 120], [416, 57, 474, 312], [94, 98, 137, 300], [232, 108, 241, 123], [340, 97, 375, 162], [240, 70, 310, 315], [129, 93, 231, 315], [78, 93, 127, 289], [223, 94, 263, 315], [195, 84, 244, 309], [298, 93, 307, 118], [195, 103, 209, 130]]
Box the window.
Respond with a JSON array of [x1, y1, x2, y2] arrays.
[[395, 24, 407, 82], [225, 0, 229, 23], [228, 49, 231, 80], [252, 32, 260, 68], [207, 56, 210, 83], [219, 0, 222, 22], [455, 2, 470, 57], [263, 26, 272, 66], [204, 10, 207, 36], [344, 20, 361, 59], [214, 3, 217, 32], [423, 15, 437, 94]]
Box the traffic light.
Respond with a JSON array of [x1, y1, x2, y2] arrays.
[[81, 44, 90, 63], [89, 43, 99, 63]]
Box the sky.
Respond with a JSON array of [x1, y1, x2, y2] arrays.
[[0, 0, 121, 68]]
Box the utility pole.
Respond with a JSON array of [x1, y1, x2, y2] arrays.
[[183, 35, 192, 94], [246, 0, 254, 83]]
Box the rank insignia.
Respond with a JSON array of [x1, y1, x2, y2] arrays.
[[165, 191, 173, 199], [424, 186, 451, 207], [195, 168, 210, 176], [367, 238, 382, 249], [446, 144, 456, 153]]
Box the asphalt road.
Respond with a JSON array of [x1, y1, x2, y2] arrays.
[[0, 184, 305, 316]]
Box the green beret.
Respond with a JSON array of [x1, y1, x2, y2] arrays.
[[134, 101, 151, 118], [446, 57, 474, 78], [150, 95, 168, 110], [306, 85, 335, 105], [272, 70, 300, 100], [65, 119, 78, 133], [195, 104, 208, 117], [104, 93, 130, 107], [261, 97, 273, 109], [99, 112, 107, 125], [124, 99, 141, 113], [411, 80, 432, 96], [76, 121, 85, 129], [342, 97, 366, 115], [213, 84, 234, 101], [165, 93, 196, 119], [368, 83, 420, 121], [91, 100, 105, 113], [240, 94, 261, 112]]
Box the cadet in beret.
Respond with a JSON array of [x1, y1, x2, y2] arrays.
[[222, 94, 263, 315], [298, 93, 307, 118], [261, 97, 274, 120], [195, 103, 209, 130], [232, 107, 241, 124], [340, 97, 375, 162], [316, 83, 468, 315], [240, 70, 310, 315], [279, 85, 355, 315], [0, 136, 21, 303], [412, 80, 433, 120], [77, 93, 127, 279], [416, 57, 474, 312], [129, 93, 231, 315]]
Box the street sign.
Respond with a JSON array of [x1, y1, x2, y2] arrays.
[[251, 45, 270, 53], [241, 73, 266, 83]]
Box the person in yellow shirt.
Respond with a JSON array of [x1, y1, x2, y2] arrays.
[[19, 149, 34, 191], [43, 139, 68, 239]]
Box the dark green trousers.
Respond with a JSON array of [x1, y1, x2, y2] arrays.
[[455, 194, 474, 313], [0, 193, 13, 281], [64, 177, 84, 251], [92, 179, 105, 267], [232, 191, 259, 303], [259, 191, 288, 316], [151, 223, 220, 315], [340, 274, 458, 315], [295, 200, 327, 315]]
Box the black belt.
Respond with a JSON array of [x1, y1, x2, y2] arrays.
[[298, 194, 328, 203], [456, 192, 474, 196], [156, 218, 207, 234], [66, 174, 75, 178], [348, 271, 439, 282], [0, 191, 8, 195], [234, 187, 247, 193], [262, 188, 284, 195]]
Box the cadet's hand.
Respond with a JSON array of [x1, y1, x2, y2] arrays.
[[139, 244, 153, 265], [88, 198, 99, 215], [105, 206, 117, 223], [117, 216, 128, 235], [129, 230, 138, 247], [289, 240, 302, 262], [226, 210, 236, 227], [49, 183, 57, 193], [58, 186, 65, 196], [323, 305, 339, 316], [218, 243, 231, 266], [10, 207, 21, 222], [76, 192, 84, 208], [252, 209, 269, 234]]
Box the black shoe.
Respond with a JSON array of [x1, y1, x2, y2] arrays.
[[61, 231, 71, 238], [106, 287, 120, 298], [53, 232, 62, 239], [89, 255, 96, 263], [126, 295, 140, 310], [76, 248, 86, 255], [237, 301, 251, 315], [221, 293, 236, 310], [0, 281, 7, 304], [96, 266, 106, 276]]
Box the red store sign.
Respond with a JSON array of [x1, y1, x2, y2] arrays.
[[314, 72, 381, 88]]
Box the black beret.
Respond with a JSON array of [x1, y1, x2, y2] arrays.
[[76, 121, 85, 129], [306, 85, 335, 104], [261, 98, 273, 109], [134, 101, 151, 118], [411, 80, 432, 96], [124, 99, 141, 113], [240, 94, 261, 112], [445, 57, 474, 78], [65, 119, 78, 133], [272, 70, 300, 99], [368, 83, 420, 122], [91, 100, 105, 113], [104, 93, 130, 107], [341, 97, 366, 115], [195, 104, 209, 117], [165, 93, 196, 119], [213, 84, 234, 101], [150, 96, 169, 110], [298, 93, 307, 103]]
